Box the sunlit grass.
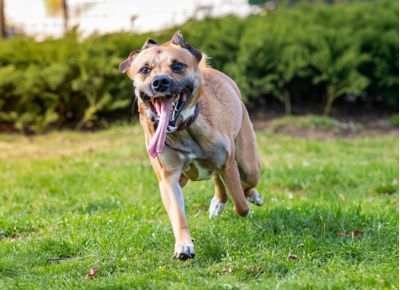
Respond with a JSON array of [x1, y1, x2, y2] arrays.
[[0, 124, 398, 289]]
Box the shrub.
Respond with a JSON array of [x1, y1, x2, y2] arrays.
[[0, 1, 397, 132]]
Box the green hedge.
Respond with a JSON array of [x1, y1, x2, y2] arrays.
[[0, 1, 397, 132]]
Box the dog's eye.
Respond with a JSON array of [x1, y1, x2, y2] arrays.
[[171, 62, 185, 73], [139, 65, 151, 75]]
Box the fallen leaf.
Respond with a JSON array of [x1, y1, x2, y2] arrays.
[[337, 230, 364, 237], [85, 267, 99, 279], [287, 254, 299, 260], [10, 234, 19, 242], [352, 230, 364, 236]]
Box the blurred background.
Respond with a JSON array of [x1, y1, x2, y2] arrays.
[[0, 0, 398, 134]]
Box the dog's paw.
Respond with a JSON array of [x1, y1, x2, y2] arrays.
[[247, 190, 264, 206], [173, 245, 195, 261], [208, 196, 227, 218]]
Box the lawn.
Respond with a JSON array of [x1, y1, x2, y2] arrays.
[[0, 124, 398, 289]]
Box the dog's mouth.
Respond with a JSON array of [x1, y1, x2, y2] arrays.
[[141, 91, 187, 133], [141, 91, 188, 158]]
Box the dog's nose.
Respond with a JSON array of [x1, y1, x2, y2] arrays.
[[151, 76, 171, 92]]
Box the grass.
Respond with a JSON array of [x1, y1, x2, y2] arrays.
[[0, 123, 398, 289]]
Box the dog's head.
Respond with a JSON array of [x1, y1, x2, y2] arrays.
[[119, 31, 202, 132]]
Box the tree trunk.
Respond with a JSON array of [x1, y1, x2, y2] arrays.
[[61, 0, 69, 34], [278, 90, 292, 115], [0, 0, 6, 39], [323, 86, 336, 115], [283, 90, 291, 115]]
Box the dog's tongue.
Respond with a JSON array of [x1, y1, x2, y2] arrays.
[[147, 97, 174, 158]]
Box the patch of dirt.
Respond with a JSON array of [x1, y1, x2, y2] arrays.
[[253, 115, 398, 139]]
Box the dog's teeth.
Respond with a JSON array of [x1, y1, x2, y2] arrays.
[[175, 102, 179, 114], [152, 99, 160, 115]]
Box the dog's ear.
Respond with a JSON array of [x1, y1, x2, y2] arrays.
[[142, 38, 158, 49], [171, 31, 202, 63], [119, 50, 140, 73], [171, 31, 186, 49]]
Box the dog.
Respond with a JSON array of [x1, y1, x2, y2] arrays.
[[119, 31, 264, 260]]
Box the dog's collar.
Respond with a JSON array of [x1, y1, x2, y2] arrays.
[[177, 103, 200, 131], [152, 103, 200, 132]]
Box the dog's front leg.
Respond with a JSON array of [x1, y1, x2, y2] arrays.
[[158, 171, 194, 260]]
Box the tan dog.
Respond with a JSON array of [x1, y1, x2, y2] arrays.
[[119, 31, 264, 260]]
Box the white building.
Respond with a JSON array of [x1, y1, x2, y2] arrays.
[[5, 0, 253, 39]]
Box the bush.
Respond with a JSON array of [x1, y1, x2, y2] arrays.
[[0, 1, 397, 132]]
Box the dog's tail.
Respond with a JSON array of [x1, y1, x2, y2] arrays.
[[199, 53, 210, 69]]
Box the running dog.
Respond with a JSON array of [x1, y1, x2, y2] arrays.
[[119, 31, 264, 260]]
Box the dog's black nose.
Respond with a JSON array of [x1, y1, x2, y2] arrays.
[[151, 76, 171, 92]]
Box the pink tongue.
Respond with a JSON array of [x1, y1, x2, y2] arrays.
[[147, 97, 174, 158]]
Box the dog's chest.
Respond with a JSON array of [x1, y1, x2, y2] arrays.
[[165, 130, 226, 181], [184, 155, 215, 181], [183, 141, 227, 181]]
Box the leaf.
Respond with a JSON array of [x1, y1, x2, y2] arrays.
[[287, 254, 300, 261], [85, 267, 99, 279]]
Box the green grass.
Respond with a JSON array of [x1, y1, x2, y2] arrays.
[[0, 124, 398, 289]]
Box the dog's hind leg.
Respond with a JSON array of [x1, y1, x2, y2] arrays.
[[209, 175, 228, 218], [220, 155, 250, 217], [245, 188, 264, 206], [235, 103, 264, 206]]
